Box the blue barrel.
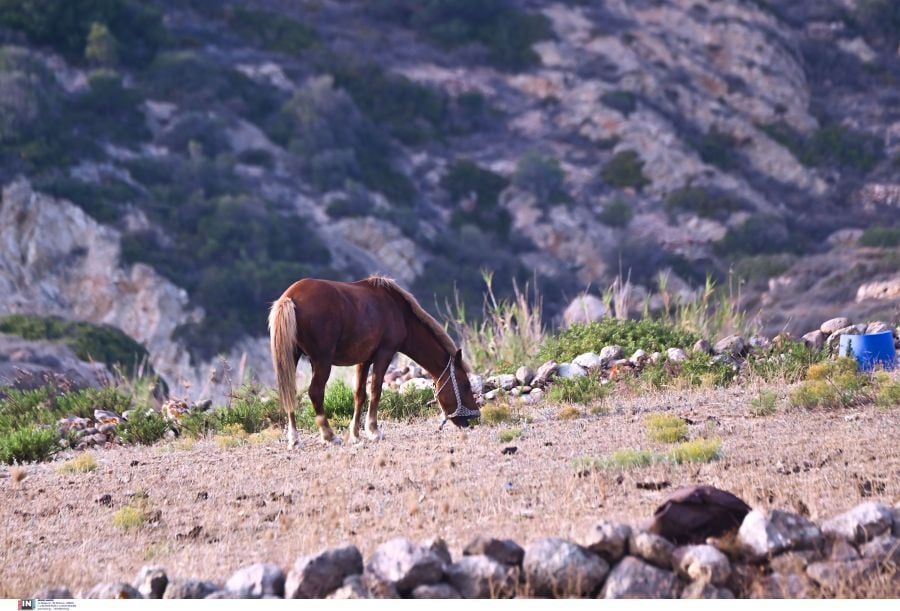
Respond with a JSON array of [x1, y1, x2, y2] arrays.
[[838, 331, 897, 372]]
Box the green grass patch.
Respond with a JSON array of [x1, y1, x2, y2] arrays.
[[749, 390, 778, 417], [547, 376, 608, 405], [574, 449, 657, 473], [112, 500, 148, 530], [790, 358, 871, 410], [874, 373, 900, 408], [859, 226, 900, 248], [117, 410, 168, 445], [214, 384, 284, 434], [0, 426, 59, 464], [57, 452, 98, 473], [379, 387, 434, 421], [498, 428, 523, 443], [667, 438, 721, 464], [479, 404, 513, 426], [539, 319, 698, 364], [644, 413, 688, 443]]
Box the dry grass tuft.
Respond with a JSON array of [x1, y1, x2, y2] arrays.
[[498, 428, 523, 443], [558, 405, 582, 421], [644, 413, 688, 443], [56, 453, 98, 474], [667, 437, 721, 464], [749, 390, 778, 417], [10, 466, 27, 483], [479, 404, 513, 426], [112, 505, 146, 530]]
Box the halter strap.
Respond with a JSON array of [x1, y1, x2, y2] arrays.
[[433, 356, 480, 429]]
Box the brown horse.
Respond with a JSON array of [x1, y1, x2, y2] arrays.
[[268, 276, 480, 447]]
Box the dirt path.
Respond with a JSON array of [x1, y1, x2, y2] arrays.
[[2, 385, 899, 597]]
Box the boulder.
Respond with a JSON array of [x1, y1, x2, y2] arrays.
[[628, 531, 675, 568], [692, 339, 712, 355], [463, 536, 525, 566], [327, 575, 371, 599], [366, 538, 445, 595], [444, 555, 518, 598], [821, 502, 893, 544], [666, 348, 687, 363], [85, 583, 143, 599], [680, 581, 734, 599], [599, 345, 624, 364], [487, 374, 518, 392], [523, 538, 609, 597], [532, 361, 558, 387], [556, 363, 586, 379], [601, 557, 680, 599], [748, 335, 771, 350], [423, 537, 453, 565], [286, 545, 363, 598], [411, 583, 462, 598], [581, 521, 631, 563], [806, 559, 880, 592], [630, 349, 649, 366], [134, 565, 168, 599], [672, 545, 731, 586], [225, 563, 285, 598], [860, 535, 900, 565], [738, 509, 823, 560], [515, 366, 535, 386], [163, 580, 219, 599], [714, 335, 745, 357], [865, 321, 892, 335], [801, 331, 825, 350], [563, 294, 606, 327], [650, 485, 751, 544], [827, 537, 860, 562], [820, 317, 852, 334], [573, 352, 603, 369]]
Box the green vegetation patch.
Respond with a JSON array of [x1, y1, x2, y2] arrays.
[[666, 437, 721, 464], [224, 6, 318, 55], [539, 319, 698, 364], [379, 387, 434, 421], [0, 425, 58, 464], [547, 376, 608, 405], [759, 121, 883, 173], [790, 358, 872, 409], [644, 413, 688, 443], [859, 226, 900, 248], [664, 186, 745, 221], [749, 390, 777, 417], [601, 150, 650, 191]]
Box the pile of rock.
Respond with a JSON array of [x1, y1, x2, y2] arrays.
[[800, 317, 899, 352], [35, 501, 899, 599]]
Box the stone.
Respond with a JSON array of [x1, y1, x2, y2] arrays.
[[225, 563, 286, 598], [515, 366, 535, 386], [423, 537, 453, 565], [827, 537, 860, 562], [573, 352, 603, 369], [769, 550, 818, 574], [463, 536, 525, 566], [738, 510, 823, 559], [859, 535, 900, 565], [581, 521, 631, 562], [601, 557, 680, 599], [630, 349, 649, 366], [468, 374, 483, 397], [865, 321, 892, 335], [650, 352, 663, 364], [556, 363, 586, 379], [366, 538, 445, 595], [532, 361, 558, 387], [400, 377, 432, 393], [801, 331, 825, 350], [692, 339, 712, 354], [714, 335, 745, 357], [86, 582, 143, 599], [821, 317, 852, 334], [599, 345, 624, 364], [444, 555, 518, 598], [748, 335, 771, 350], [484, 390, 499, 401], [628, 531, 675, 568], [134, 565, 168, 599], [672, 545, 731, 586], [750, 573, 814, 598], [563, 294, 606, 327], [893, 506, 900, 537], [806, 559, 879, 592], [487, 374, 518, 392], [34, 586, 73, 599], [666, 348, 687, 363], [163, 580, 219, 599], [204, 590, 241, 599], [523, 537, 609, 597], [680, 581, 734, 599], [411, 583, 461, 598], [821, 502, 893, 544], [286, 545, 363, 598], [825, 326, 860, 351], [327, 575, 371, 599]]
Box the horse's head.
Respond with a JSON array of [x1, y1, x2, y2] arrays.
[[436, 349, 480, 428]]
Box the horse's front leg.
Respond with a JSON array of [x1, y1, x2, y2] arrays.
[[349, 361, 370, 444], [309, 361, 340, 445], [365, 351, 393, 441]]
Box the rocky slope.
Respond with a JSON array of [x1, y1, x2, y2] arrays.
[[0, 0, 898, 392]]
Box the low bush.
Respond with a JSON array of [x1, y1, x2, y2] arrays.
[[667, 438, 721, 464], [117, 410, 168, 445], [478, 403, 513, 425], [758, 121, 883, 173], [746, 341, 827, 383], [547, 376, 608, 405], [0, 425, 58, 464], [558, 405, 582, 420], [539, 319, 698, 364], [498, 428, 522, 442], [733, 254, 796, 283], [597, 198, 633, 227], [749, 390, 778, 417], [324, 380, 355, 422], [574, 449, 656, 473], [215, 385, 283, 434], [644, 413, 688, 443], [693, 127, 739, 171], [379, 387, 433, 421], [601, 150, 650, 191], [663, 187, 745, 221], [789, 359, 871, 409], [874, 373, 900, 408], [715, 214, 793, 256], [224, 6, 318, 54], [859, 226, 900, 248], [513, 151, 569, 205]]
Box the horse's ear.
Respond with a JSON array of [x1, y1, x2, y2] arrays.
[[454, 348, 463, 366]]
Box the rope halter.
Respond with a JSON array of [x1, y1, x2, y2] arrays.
[[434, 356, 480, 429]]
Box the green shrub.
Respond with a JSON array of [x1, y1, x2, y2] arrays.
[[539, 319, 698, 363], [601, 150, 650, 190], [597, 198, 633, 227], [746, 341, 827, 383], [479, 404, 513, 425], [117, 410, 168, 445], [0, 425, 58, 464], [758, 121, 883, 172], [56, 387, 131, 420], [715, 214, 793, 256], [513, 151, 569, 205], [874, 373, 900, 408], [34, 174, 138, 224], [664, 187, 744, 220], [667, 438, 721, 464], [379, 387, 433, 421], [749, 390, 778, 417], [853, 0, 900, 45], [693, 127, 739, 171], [676, 353, 738, 388], [324, 380, 355, 422], [442, 159, 509, 206], [498, 428, 522, 442], [600, 90, 637, 116], [574, 449, 656, 473], [733, 254, 796, 283], [789, 359, 871, 409], [215, 385, 283, 434], [224, 7, 318, 54], [0, 314, 149, 377], [85, 22, 118, 67], [644, 413, 688, 443], [547, 376, 608, 405], [859, 226, 900, 248]]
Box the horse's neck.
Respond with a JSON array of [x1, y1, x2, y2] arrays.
[[401, 318, 451, 378]]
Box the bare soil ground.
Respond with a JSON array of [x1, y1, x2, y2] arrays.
[[2, 383, 899, 597]]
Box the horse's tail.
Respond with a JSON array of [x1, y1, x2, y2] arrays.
[[268, 295, 298, 417]]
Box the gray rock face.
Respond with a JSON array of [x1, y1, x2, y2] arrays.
[[801, 331, 825, 350], [225, 563, 285, 598], [86, 582, 144, 599], [573, 351, 603, 369], [411, 583, 462, 599], [163, 580, 219, 599], [444, 555, 518, 599], [556, 363, 587, 379], [463, 536, 525, 566], [523, 538, 609, 597], [672, 545, 731, 586], [738, 509, 823, 559], [515, 366, 535, 386], [601, 557, 680, 599], [680, 581, 734, 599], [366, 538, 445, 595], [821, 317, 852, 334], [806, 559, 879, 592], [286, 545, 363, 598], [628, 531, 675, 568], [714, 335, 745, 357], [821, 502, 893, 544], [34, 586, 73, 599], [599, 345, 624, 364], [581, 521, 631, 562], [666, 348, 687, 363], [134, 565, 168, 599], [532, 361, 558, 387], [859, 535, 900, 565]]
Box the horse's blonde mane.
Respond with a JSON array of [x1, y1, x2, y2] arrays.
[[365, 275, 469, 371]]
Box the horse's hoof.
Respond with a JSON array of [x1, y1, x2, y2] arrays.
[[348, 433, 363, 445], [364, 428, 384, 441], [320, 435, 342, 446]]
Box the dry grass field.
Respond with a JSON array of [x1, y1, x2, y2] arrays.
[[2, 380, 898, 598]]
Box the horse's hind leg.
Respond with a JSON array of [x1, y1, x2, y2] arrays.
[[309, 361, 340, 445], [365, 350, 393, 441], [349, 361, 370, 444]]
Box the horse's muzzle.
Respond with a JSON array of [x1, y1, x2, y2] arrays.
[[450, 412, 479, 428]]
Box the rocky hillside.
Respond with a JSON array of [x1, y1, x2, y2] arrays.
[[1, 0, 898, 393]]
